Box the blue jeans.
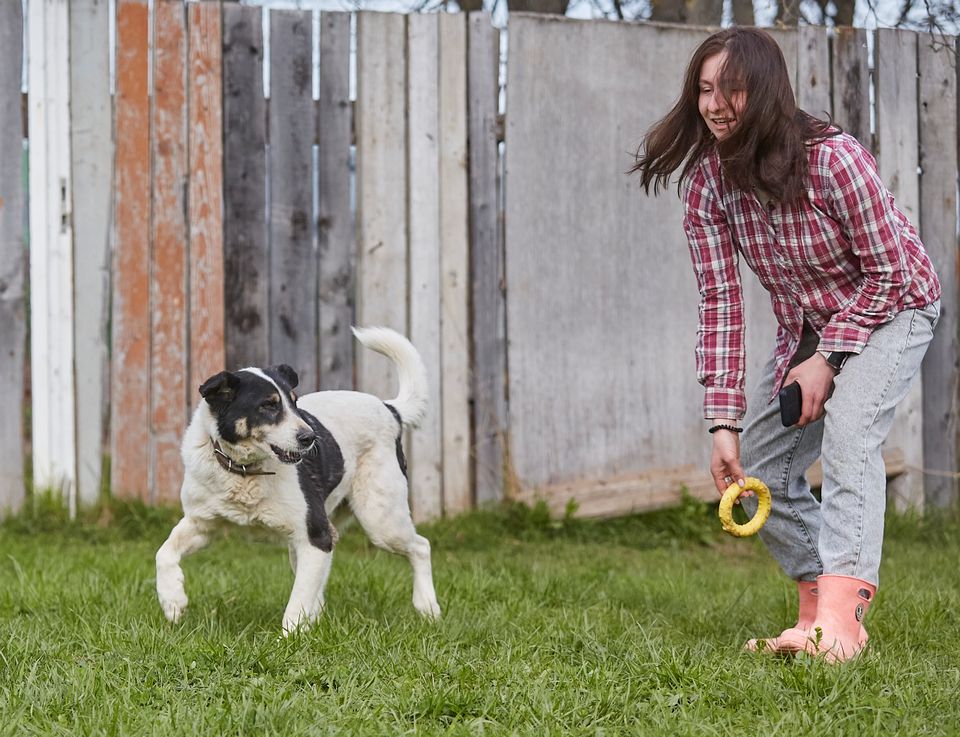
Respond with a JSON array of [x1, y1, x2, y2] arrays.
[[739, 302, 940, 586]]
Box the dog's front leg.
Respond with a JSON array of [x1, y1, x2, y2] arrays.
[[156, 516, 212, 623], [281, 540, 333, 636]]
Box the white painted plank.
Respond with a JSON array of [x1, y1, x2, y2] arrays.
[[0, 1, 26, 515], [876, 29, 925, 513], [355, 12, 408, 400], [438, 12, 471, 517], [28, 0, 77, 509], [69, 0, 111, 507], [407, 13, 443, 522]]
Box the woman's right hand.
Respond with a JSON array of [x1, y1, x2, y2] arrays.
[[710, 428, 749, 497]]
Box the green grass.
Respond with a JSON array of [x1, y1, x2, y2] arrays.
[[1, 495, 959, 736]]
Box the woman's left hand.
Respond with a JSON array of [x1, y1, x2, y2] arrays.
[[783, 354, 837, 426]]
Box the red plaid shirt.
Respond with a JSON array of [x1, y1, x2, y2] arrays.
[[682, 132, 941, 420]]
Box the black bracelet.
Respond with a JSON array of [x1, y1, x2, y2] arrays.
[[708, 424, 743, 434]]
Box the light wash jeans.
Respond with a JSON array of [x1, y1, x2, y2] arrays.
[[739, 301, 940, 586]]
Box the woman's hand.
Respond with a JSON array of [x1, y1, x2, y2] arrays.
[[710, 428, 748, 497], [783, 354, 837, 426]]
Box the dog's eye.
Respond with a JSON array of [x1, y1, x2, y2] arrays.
[[261, 398, 280, 411]]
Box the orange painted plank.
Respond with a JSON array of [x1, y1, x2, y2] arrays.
[[188, 2, 225, 397], [151, 1, 189, 505], [112, 0, 151, 500]]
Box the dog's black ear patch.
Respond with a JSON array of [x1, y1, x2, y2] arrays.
[[272, 364, 299, 390], [199, 371, 239, 409]]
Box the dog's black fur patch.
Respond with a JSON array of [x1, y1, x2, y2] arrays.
[[384, 403, 407, 478], [296, 409, 345, 552], [200, 369, 289, 443]]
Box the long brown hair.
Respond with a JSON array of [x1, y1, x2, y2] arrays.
[[631, 28, 836, 203]]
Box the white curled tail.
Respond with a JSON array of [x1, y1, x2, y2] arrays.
[[352, 326, 428, 428]]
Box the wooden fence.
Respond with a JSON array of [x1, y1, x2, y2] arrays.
[[0, 3, 956, 520]]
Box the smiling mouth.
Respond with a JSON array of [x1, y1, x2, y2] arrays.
[[270, 445, 304, 464]]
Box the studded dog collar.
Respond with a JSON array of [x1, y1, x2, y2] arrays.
[[211, 439, 276, 477]]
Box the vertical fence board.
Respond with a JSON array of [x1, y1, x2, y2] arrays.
[[188, 2, 226, 400], [796, 24, 831, 119], [269, 10, 317, 391], [407, 13, 443, 522], [356, 12, 408, 399], [113, 0, 151, 500], [152, 2, 189, 505], [439, 13, 471, 517], [918, 36, 959, 509], [467, 13, 504, 506], [223, 4, 268, 370], [70, 0, 111, 507], [0, 1, 25, 514], [30, 0, 77, 507], [832, 27, 871, 149], [317, 12, 354, 391], [876, 29, 925, 512]]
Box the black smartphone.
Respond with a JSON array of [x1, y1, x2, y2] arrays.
[[779, 381, 802, 427]]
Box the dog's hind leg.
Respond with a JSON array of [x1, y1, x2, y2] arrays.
[[350, 460, 441, 619], [282, 540, 333, 635], [156, 516, 213, 623]]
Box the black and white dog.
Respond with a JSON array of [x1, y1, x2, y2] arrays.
[[155, 327, 441, 634]]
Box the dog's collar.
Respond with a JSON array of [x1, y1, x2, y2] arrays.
[[211, 439, 276, 477]]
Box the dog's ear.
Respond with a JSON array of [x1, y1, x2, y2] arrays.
[[273, 364, 299, 390], [199, 371, 239, 409]]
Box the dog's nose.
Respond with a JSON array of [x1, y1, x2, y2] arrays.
[[297, 429, 316, 450]]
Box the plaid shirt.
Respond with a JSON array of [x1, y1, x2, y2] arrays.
[[682, 132, 941, 420]]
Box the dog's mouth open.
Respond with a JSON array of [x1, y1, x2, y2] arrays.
[[270, 445, 304, 464]]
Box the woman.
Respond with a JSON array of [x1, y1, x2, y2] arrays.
[[632, 28, 940, 662]]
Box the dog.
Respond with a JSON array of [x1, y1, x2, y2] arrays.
[[155, 327, 441, 634]]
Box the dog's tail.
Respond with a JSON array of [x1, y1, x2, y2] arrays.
[[352, 326, 428, 428]]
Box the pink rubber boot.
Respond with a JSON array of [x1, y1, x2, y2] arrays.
[[745, 580, 818, 654], [802, 574, 876, 663]]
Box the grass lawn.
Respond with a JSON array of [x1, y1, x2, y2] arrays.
[[1, 495, 959, 736]]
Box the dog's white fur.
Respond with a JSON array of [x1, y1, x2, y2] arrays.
[[155, 327, 441, 634]]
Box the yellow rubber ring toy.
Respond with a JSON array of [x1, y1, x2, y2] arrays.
[[718, 477, 771, 537]]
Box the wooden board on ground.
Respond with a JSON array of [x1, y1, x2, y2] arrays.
[[355, 12, 408, 399], [151, 1, 189, 505], [467, 13, 504, 507], [269, 10, 317, 392], [406, 12, 444, 522], [316, 12, 354, 391], [223, 4, 268, 371], [0, 1, 25, 515], [876, 28, 925, 513], [438, 12, 472, 517], [188, 3, 226, 404], [918, 34, 959, 509], [112, 0, 151, 501]]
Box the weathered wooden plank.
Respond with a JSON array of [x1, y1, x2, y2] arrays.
[[355, 12, 408, 400], [438, 12, 471, 517], [467, 13, 504, 507], [223, 4, 268, 371], [69, 0, 111, 508], [269, 9, 317, 391], [918, 34, 959, 510], [0, 0, 26, 515], [188, 2, 226, 403], [151, 1, 189, 505], [407, 13, 443, 522], [876, 28, 924, 512], [316, 12, 354, 392], [317, 13, 356, 389], [796, 24, 831, 119], [29, 0, 77, 507], [832, 27, 871, 149]]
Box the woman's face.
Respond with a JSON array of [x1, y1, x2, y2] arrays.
[[698, 51, 745, 140]]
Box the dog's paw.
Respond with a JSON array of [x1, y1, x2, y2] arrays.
[[414, 596, 442, 620], [159, 592, 188, 623]]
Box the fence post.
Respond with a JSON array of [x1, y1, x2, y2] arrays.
[[0, 1, 26, 516], [28, 0, 77, 510]]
